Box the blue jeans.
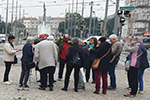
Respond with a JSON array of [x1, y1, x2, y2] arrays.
[[109, 62, 118, 88], [138, 69, 145, 91]]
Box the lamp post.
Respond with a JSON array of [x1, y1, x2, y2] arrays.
[[5, 0, 9, 41]]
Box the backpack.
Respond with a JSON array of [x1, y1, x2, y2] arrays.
[[72, 48, 82, 67]]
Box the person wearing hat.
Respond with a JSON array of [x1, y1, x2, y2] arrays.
[[92, 37, 112, 94]]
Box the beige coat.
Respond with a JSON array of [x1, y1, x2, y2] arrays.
[[34, 40, 58, 70], [3, 42, 16, 62]]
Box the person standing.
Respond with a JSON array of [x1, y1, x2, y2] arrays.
[[19, 37, 34, 88], [61, 38, 81, 92], [56, 34, 71, 81], [124, 40, 143, 97], [34, 36, 58, 91], [93, 37, 112, 94], [108, 34, 122, 90], [3, 34, 18, 85], [86, 37, 97, 83]]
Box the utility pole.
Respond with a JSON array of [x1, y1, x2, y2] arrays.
[[93, 11, 96, 35], [80, 0, 84, 38], [5, 0, 9, 41], [67, 4, 70, 33], [19, 5, 21, 30], [88, 1, 93, 37], [11, 0, 14, 33], [64, 9, 67, 34], [74, 0, 78, 37], [71, 0, 74, 37], [103, 0, 109, 37], [15, 0, 18, 45], [114, 0, 119, 36]]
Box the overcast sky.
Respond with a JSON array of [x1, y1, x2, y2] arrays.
[[0, 0, 125, 22]]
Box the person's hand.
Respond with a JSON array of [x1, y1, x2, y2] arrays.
[[68, 41, 71, 44], [16, 49, 19, 52], [125, 68, 130, 71]]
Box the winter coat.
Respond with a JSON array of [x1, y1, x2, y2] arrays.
[[34, 40, 58, 70], [21, 43, 34, 63], [93, 42, 112, 72], [3, 42, 16, 62]]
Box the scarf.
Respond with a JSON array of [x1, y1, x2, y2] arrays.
[[8, 40, 14, 48]]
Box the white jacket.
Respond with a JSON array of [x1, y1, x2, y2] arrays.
[[3, 42, 16, 62], [34, 40, 58, 70]]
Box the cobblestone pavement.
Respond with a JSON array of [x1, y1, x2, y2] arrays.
[[0, 62, 150, 100]]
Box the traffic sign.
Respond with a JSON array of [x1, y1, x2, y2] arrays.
[[120, 6, 135, 11]]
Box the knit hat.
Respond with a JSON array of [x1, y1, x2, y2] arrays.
[[39, 34, 46, 39]]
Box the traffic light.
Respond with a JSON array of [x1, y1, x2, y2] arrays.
[[124, 10, 131, 17], [117, 10, 123, 15], [120, 16, 126, 23]]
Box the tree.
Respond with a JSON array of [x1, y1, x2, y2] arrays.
[[106, 17, 115, 36], [0, 21, 5, 34]]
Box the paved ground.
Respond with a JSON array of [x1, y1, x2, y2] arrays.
[[0, 62, 150, 100]]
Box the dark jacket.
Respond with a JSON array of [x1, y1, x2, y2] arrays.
[[139, 45, 149, 69], [21, 43, 34, 63], [80, 45, 90, 68], [66, 44, 81, 64], [93, 42, 112, 72]]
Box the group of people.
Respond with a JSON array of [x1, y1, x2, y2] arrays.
[[2, 33, 149, 98]]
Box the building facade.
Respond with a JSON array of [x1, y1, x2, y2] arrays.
[[124, 0, 150, 36]]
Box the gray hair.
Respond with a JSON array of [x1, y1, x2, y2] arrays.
[[26, 37, 34, 43], [109, 34, 118, 39], [72, 38, 79, 45]]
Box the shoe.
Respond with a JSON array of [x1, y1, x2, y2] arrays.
[[4, 81, 12, 85], [39, 87, 46, 90], [138, 91, 143, 95], [49, 87, 53, 91], [92, 81, 95, 84], [93, 91, 99, 94], [57, 78, 62, 81], [19, 84, 23, 87], [102, 92, 106, 95], [61, 88, 68, 91], [107, 86, 116, 90], [73, 88, 78, 92], [124, 93, 136, 98], [53, 80, 57, 83], [37, 79, 41, 82], [24, 85, 29, 88]]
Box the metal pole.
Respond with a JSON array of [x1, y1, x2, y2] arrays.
[[93, 12, 96, 35], [74, 0, 78, 37], [5, 0, 9, 41], [19, 5, 21, 30], [67, 4, 70, 34], [103, 0, 109, 37], [71, 0, 74, 37], [88, 1, 93, 37], [114, 0, 119, 36], [15, 0, 18, 45], [64, 9, 67, 34], [11, 0, 14, 33], [80, 0, 84, 38]]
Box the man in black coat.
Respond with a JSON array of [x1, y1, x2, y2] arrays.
[[19, 37, 34, 88]]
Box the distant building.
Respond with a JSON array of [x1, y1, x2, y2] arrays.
[[22, 17, 39, 35], [124, 0, 150, 36]]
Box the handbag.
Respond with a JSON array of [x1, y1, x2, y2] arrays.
[[12, 55, 18, 64], [27, 62, 35, 69], [92, 49, 111, 69]]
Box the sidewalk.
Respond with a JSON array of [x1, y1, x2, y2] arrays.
[[0, 63, 150, 100]]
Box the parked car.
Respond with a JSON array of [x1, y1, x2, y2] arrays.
[[142, 37, 150, 49]]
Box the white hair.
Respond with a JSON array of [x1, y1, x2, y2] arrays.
[[26, 37, 34, 43], [47, 35, 54, 41], [109, 34, 118, 39]]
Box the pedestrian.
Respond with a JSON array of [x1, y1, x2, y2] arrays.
[[86, 37, 97, 83], [56, 34, 71, 81], [3, 34, 18, 85], [93, 37, 112, 94], [19, 37, 34, 88], [108, 34, 122, 90], [61, 38, 81, 92], [78, 39, 90, 89], [34, 36, 58, 91], [124, 39, 143, 97]]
